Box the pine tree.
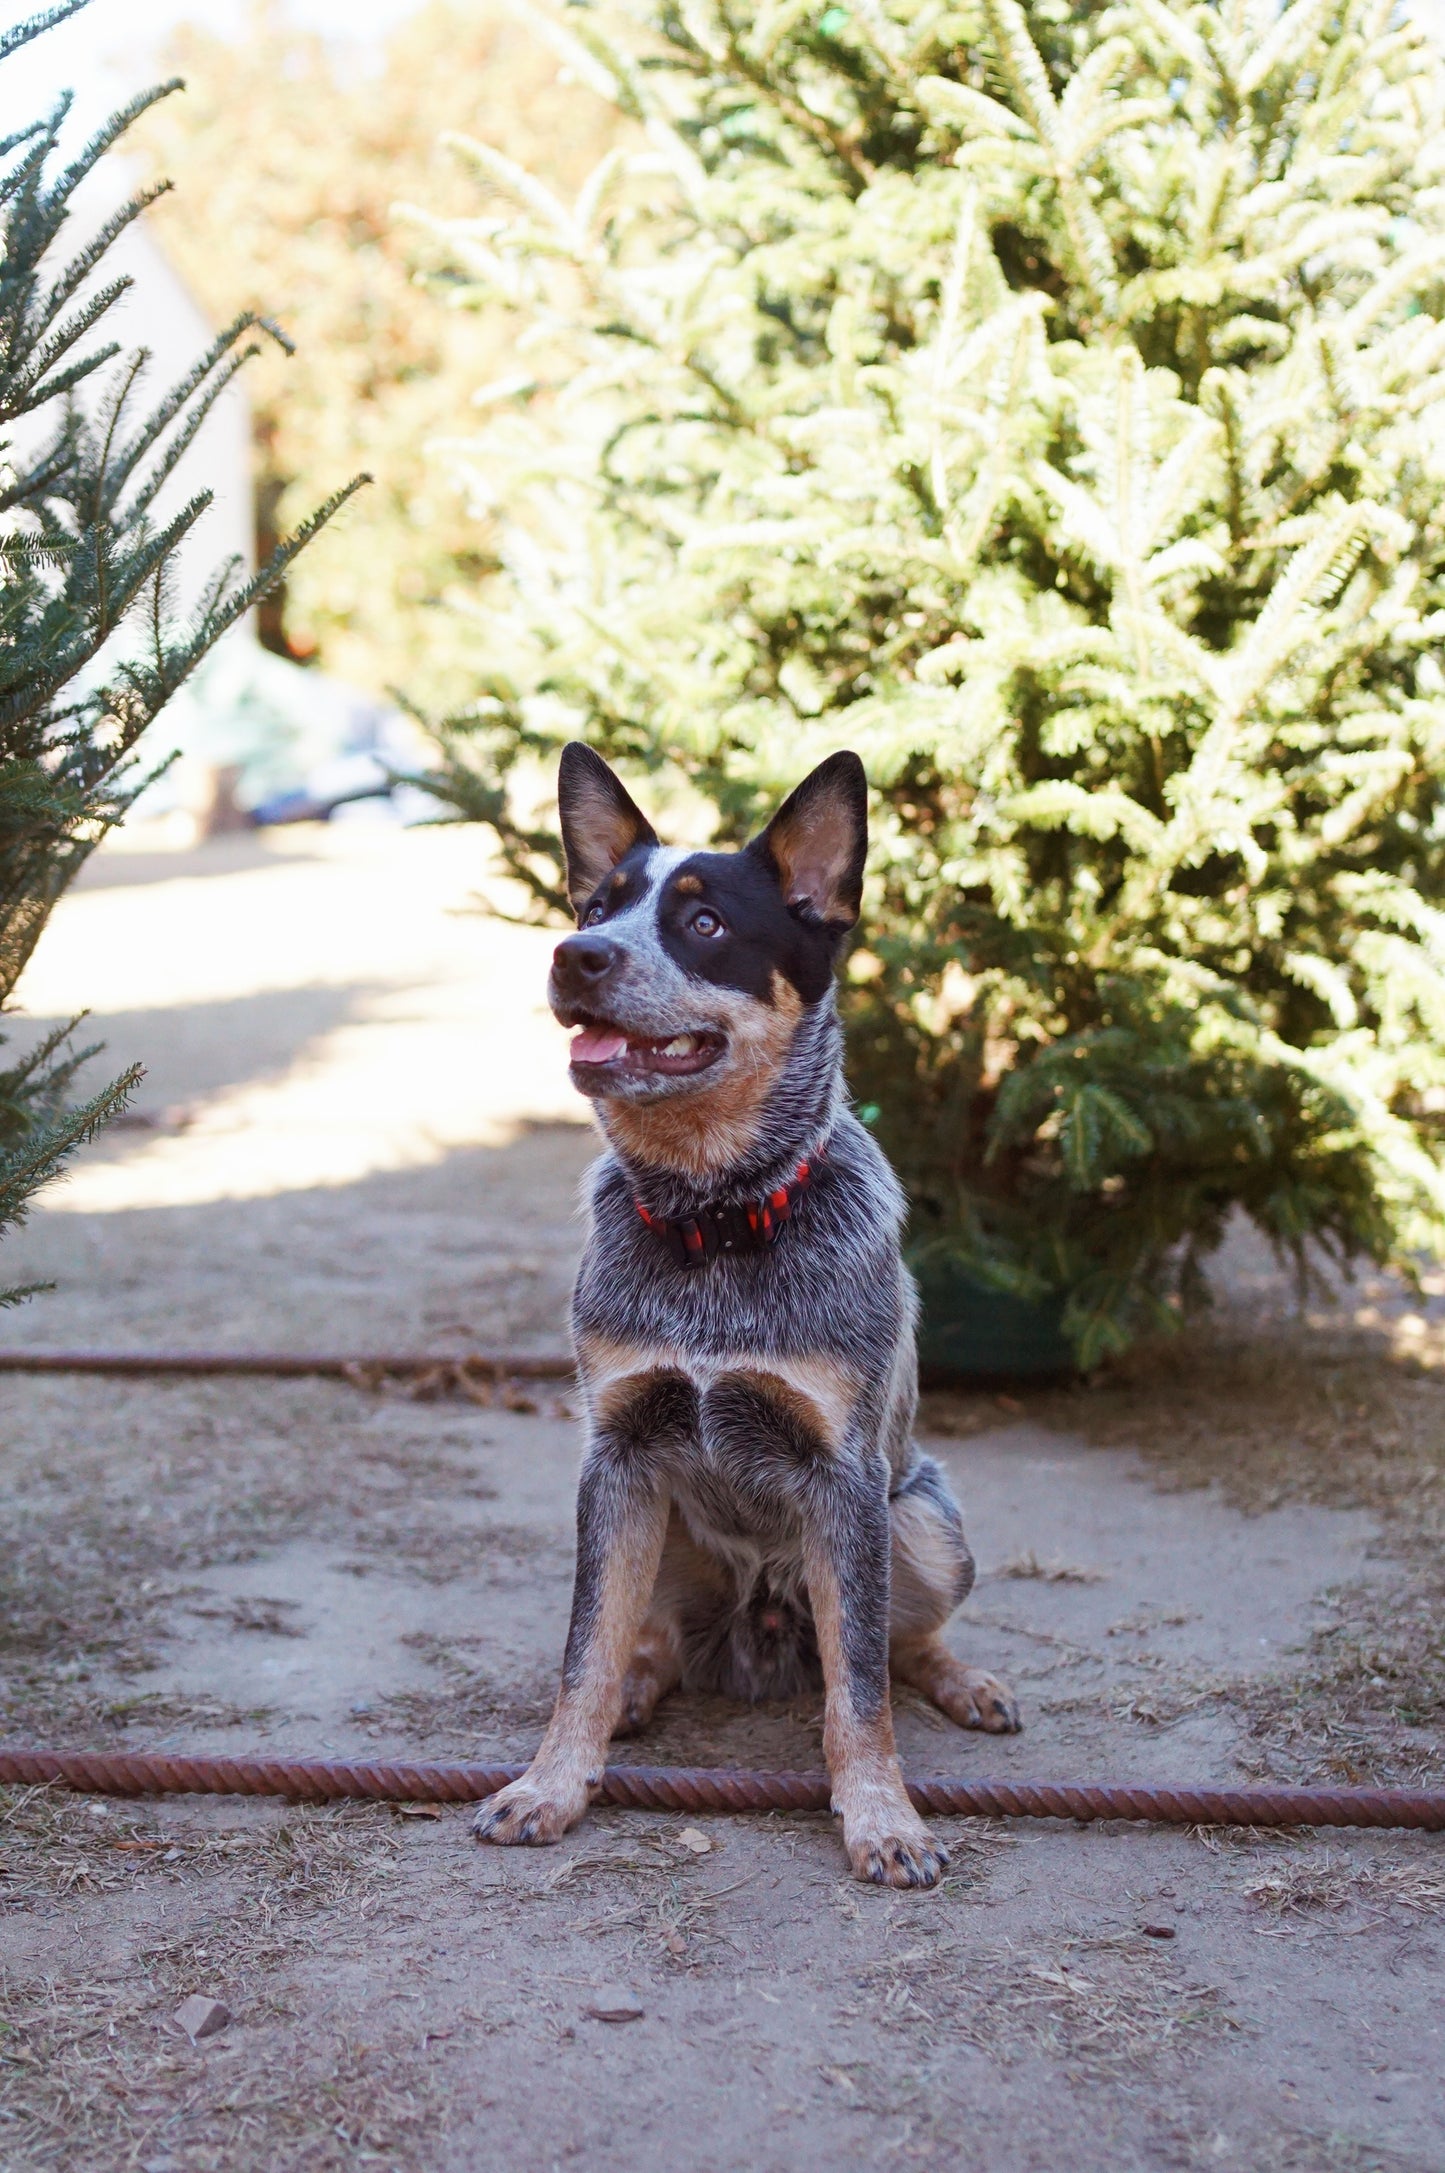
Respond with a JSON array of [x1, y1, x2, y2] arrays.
[[0, 0, 359, 1305], [416, 0, 1445, 1364]]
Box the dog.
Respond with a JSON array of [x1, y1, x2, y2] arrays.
[[473, 743, 1020, 1888]]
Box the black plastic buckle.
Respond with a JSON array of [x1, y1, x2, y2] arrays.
[[667, 1201, 768, 1268]]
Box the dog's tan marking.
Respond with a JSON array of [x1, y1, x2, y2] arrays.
[[889, 1491, 972, 1639], [574, 1333, 678, 1427], [609, 866, 629, 891], [805, 1548, 948, 1889], [603, 974, 804, 1178], [891, 1634, 1020, 1733], [614, 1613, 684, 1736], [592, 1364, 686, 1429], [672, 873, 705, 896], [577, 1335, 861, 1448]]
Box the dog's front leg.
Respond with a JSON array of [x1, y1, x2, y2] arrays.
[[805, 1465, 948, 1890], [473, 1439, 669, 1847]]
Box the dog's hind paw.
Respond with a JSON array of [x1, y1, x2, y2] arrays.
[[848, 1827, 949, 1890], [471, 1773, 588, 1847], [611, 1663, 665, 1739], [924, 1662, 1021, 1734], [948, 1668, 1021, 1733]]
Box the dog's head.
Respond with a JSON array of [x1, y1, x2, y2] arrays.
[[549, 744, 866, 1168]]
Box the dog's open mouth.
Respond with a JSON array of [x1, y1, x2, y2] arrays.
[[568, 1020, 725, 1079]]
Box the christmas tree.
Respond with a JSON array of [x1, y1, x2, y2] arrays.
[[0, 0, 358, 1305], [416, 0, 1445, 1363]]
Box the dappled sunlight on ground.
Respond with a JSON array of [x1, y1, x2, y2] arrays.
[[10, 822, 585, 1211]]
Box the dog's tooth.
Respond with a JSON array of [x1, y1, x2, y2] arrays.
[[661, 1034, 697, 1056]]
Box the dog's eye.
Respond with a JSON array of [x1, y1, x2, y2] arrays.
[[690, 907, 725, 938], [582, 902, 606, 927]]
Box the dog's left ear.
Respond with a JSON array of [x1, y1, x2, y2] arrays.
[[747, 750, 868, 931]]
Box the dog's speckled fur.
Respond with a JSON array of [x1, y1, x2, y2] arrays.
[[473, 746, 1019, 1888]]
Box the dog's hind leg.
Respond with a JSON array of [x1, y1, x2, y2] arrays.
[[614, 1611, 684, 1738], [613, 1508, 718, 1736], [888, 1458, 1021, 1734]]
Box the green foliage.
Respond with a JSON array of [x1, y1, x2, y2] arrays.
[[415, 0, 1445, 1363], [0, 0, 359, 1304]]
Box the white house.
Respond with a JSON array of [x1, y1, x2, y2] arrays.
[[74, 177, 418, 835]]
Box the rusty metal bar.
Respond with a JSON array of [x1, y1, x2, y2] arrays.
[[1, 1748, 1442, 1829], [0, 1351, 573, 1379]]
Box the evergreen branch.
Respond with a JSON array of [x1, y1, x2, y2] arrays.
[[116, 318, 279, 522], [48, 77, 184, 211], [1, 278, 134, 420], [0, 0, 90, 65], [36, 181, 173, 338]]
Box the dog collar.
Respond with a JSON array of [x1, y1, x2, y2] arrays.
[[634, 1140, 828, 1270]]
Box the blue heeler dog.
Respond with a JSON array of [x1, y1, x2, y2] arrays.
[[474, 744, 1020, 1887]]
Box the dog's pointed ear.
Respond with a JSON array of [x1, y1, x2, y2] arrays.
[[557, 743, 659, 914], [747, 751, 868, 931]]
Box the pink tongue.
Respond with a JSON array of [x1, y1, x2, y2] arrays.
[[571, 1026, 629, 1064]]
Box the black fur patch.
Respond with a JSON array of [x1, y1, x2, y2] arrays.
[[822, 1467, 893, 1722], [579, 844, 844, 1006]]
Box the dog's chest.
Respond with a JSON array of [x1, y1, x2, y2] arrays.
[[580, 1336, 860, 1459], [575, 1336, 852, 1580]]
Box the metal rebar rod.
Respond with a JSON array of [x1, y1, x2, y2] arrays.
[[1, 1748, 1441, 1829], [0, 1351, 573, 1379]]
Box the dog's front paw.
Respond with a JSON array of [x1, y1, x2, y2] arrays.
[[471, 1772, 589, 1847], [846, 1821, 949, 1890], [839, 1782, 949, 1889]]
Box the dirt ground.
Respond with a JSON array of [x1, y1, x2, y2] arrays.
[[1, 822, 1443, 2173]]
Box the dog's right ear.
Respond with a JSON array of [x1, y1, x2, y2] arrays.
[[557, 744, 659, 916]]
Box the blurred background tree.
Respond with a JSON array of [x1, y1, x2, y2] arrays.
[[0, 0, 356, 1302], [134, 0, 621, 706], [410, 0, 1445, 1366]]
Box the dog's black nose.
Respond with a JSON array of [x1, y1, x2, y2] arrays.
[[553, 933, 619, 986]]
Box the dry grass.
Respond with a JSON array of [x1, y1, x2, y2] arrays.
[[989, 1551, 1109, 1584], [1035, 1571, 1445, 1784], [566, 1859, 755, 1967], [933, 1294, 1445, 1789], [1243, 2131, 1442, 2173], [185, 1595, 305, 1638], [0, 1786, 436, 2171], [1037, 1318, 1445, 1527], [0, 1785, 399, 1930], [1231, 1573, 1445, 1787], [1241, 1846, 1445, 1920], [0, 1377, 570, 1745], [0, 1973, 446, 2173], [338, 1515, 565, 1588], [855, 1927, 1238, 2074], [368, 1633, 555, 1748]]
